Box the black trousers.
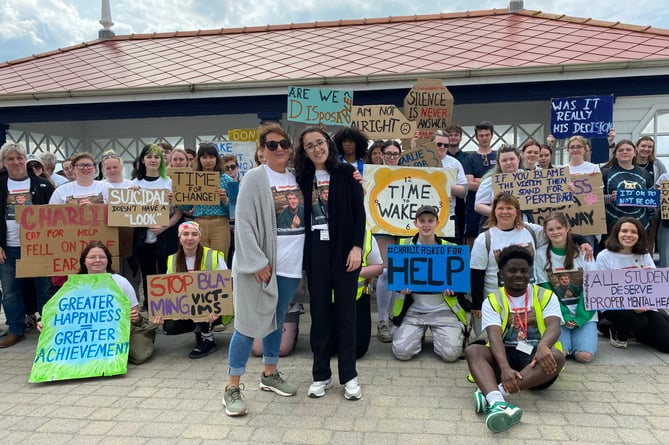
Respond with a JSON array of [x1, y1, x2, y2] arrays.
[[308, 231, 359, 384], [603, 309, 669, 353]]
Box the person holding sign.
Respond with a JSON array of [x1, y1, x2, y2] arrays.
[[49, 152, 111, 205], [655, 171, 669, 267], [0, 142, 55, 348], [636, 136, 666, 253], [156, 221, 227, 359], [390, 205, 467, 362], [295, 127, 365, 401], [595, 217, 669, 352], [601, 140, 653, 235], [475, 144, 524, 220], [566, 136, 599, 175], [521, 139, 541, 171], [535, 213, 597, 363], [131, 144, 182, 310], [184, 143, 233, 256], [223, 123, 303, 417], [538, 145, 554, 170], [465, 245, 564, 433], [169, 149, 191, 169]]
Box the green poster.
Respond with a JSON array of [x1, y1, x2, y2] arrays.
[[29, 274, 131, 382]]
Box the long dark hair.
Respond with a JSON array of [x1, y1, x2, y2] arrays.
[[195, 142, 223, 172], [333, 127, 368, 160], [542, 213, 579, 271], [174, 243, 205, 272], [605, 217, 648, 255], [78, 241, 114, 274], [602, 139, 636, 169], [295, 127, 340, 181], [133, 144, 167, 179]]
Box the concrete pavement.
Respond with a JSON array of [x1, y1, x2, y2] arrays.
[[2, 313, 669, 444]]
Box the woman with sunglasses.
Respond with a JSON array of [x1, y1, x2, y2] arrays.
[[131, 144, 182, 310], [295, 126, 365, 401], [223, 123, 302, 417], [181, 143, 233, 256], [49, 152, 111, 205], [26, 155, 54, 187]]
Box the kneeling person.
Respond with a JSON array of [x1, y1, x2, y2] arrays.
[[391, 205, 466, 362], [465, 245, 564, 433]]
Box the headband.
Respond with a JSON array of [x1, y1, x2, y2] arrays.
[[178, 221, 201, 236]]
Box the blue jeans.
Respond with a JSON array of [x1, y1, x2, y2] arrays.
[[560, 320, 598, 356], [228, 275, 299, 376], [0, 246, 51, 335]]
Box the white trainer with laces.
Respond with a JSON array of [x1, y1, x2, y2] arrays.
[[308, 378, 334, 398], [344, 377, 362, 400]]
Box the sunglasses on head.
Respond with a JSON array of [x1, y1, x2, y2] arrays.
[[265, 139, 291, 151]]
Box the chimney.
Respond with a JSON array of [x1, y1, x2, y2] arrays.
[[509, 1, 525, 13], [98, 0, 115, 40]]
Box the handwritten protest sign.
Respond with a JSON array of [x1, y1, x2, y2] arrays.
[[531, 173, 607, 236], [168, 169, 219, 205], [218, 140, 257, 177], [584, 268, 669, 310], [107, 188, 169, 227], [30, 274, 130, 382], [148, 270, 233, 322], [287, 86, 353, 126], [404, 79, 454, 139], [492, 166, 572, 210], [400, 142, 441, 167], [363, 165, 454, 237], [228, 128, 257, 142], [16, 204, 118, 277], [661, 181, 669, 219], [550, 95, 614, 139], [351, 105, 416, 139], [616, 188, 660, 207], [386, 244, 470, 293]]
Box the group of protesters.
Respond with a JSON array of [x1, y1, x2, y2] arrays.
[[1, 118, 669, 432]]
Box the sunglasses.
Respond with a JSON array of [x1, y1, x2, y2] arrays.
[[480, 153, 489, 167], [224, 164, 238, 171], [28, 163, 42, 170], [436, 142, 449, 148], [265, 139, 291, 151]]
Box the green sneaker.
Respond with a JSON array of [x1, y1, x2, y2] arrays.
[[473, 388, 488, 414], [222, 385, 247, 417], [485, 401, 522, 433], [259, 370, 297, 396]]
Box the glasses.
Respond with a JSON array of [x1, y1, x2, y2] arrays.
[[224, 164, 238, 171], [480, 154, 489, 167], [383, 152, 401, 159], [568, 145, 584, 150], [75, 163, 95, 169], [436, 142, 449, 148], [265, 139, 291, 151], [85, 255, 107, 260], [304, 139, 327, 152]]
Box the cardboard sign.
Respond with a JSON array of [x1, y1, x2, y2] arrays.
[[107, 188, 169, 227], [363, 165, 454, 237], [148, 270, 233, 322], [351, 105, 416, 139], [661, 181, 669, 219], [550, 95, 614, 139], [168, 169, 220, 205], [386, 244, 470, 293], [584, 268, 669, 310], [287, 86, 353, 126], [30, 274, 131, 382], [531, 173, 607, 236], [217, 140, 257, 177], [400, 142, 441, 167], [16, 204, 119, 277], [403, 79, 454, 139], [616, 188, 659, 207], [492, 167, 572, 210], [228, 128, 258, 142]]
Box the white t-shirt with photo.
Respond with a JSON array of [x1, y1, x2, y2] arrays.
[[49, 180, 111, 205], [5, 177, 32, 247]]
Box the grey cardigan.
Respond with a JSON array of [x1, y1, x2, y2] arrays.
[[232, 165, 282, 338]]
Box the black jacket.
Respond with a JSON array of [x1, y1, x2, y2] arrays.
[[0, 170, 55, 249]]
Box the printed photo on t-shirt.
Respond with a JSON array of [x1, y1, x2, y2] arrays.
[[64, 193, 105, 205], [503, 308, 541, 346], [547, 268, 583, 307], [273, 185, 305, 235], [6, 189, 32, 220], [311, 179, 329, 227]]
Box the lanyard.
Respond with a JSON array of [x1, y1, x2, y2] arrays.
[[505, 288, 529, 339]]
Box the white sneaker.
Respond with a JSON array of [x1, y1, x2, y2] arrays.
[[308, 378, 334, 398], [344, 377, 362, 400]]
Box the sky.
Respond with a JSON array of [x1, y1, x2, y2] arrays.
[[1, 0, 669, 63]]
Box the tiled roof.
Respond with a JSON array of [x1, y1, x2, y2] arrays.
[[1, 8, 669, 98]]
